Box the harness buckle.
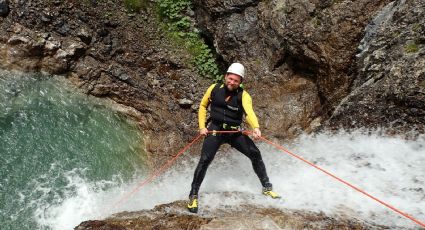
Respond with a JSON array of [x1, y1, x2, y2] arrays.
[[222, 123, 240, 130]]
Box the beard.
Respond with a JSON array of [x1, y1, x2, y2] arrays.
[[225, 82, 239, 91]]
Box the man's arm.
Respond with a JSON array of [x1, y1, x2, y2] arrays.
[[242, 91, 261, 138]]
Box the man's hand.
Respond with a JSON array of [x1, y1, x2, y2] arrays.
[[200, 128, 208, 136], [253, 128, 261, 139]]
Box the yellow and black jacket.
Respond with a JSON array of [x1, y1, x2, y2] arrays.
[[198, 83, 260, 130]]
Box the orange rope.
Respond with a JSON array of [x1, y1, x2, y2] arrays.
[[112, 130, 425, 228], [112, 130, 245, 208], [258, 135, 425, 228], [112, 133, 203, 208]]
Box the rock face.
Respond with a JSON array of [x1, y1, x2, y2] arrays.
[[74, 199, 386, 230], [1, 24, 85, 73], [0, 0, 423, 229], [0, 0, 422, 161], [192, 0, 425, 137], [0, 1, 206, 167], [195, 0, 424, 135], [327, 0, 425, 133]]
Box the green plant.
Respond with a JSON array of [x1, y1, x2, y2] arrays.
[[405, 43, 419, 53], [157, 0, 222, 81], [193, 43, 221, 81], [158, 0, 191, 20]]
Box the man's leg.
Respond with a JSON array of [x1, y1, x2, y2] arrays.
[[230, 134, 270, 187], [230, 134, 280, 198], [189, 134, 222, 196], [188, 134, 222, 213]]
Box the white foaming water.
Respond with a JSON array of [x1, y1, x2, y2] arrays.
[[37, 131, 425, 229]]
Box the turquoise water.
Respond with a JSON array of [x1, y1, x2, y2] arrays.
[[0, 71, 146, 229]]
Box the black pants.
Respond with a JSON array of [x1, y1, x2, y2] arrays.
[[189, 123, 271, 196]]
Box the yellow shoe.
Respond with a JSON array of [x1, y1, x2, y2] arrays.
[[262, 187, 281, 199], [187, 195, 198, 213]]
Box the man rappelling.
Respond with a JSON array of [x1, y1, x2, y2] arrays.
[[187, 63, 281, 213]]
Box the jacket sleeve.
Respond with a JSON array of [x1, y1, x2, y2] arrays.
[[198, 84, 216, 129], [242, 91, 260, 129]]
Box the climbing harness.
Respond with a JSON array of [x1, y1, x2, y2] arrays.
[[220, 123, 241, 130], [112, 131, 425, 228]]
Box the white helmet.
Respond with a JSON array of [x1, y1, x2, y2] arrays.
[[226, 63, 245, 78]]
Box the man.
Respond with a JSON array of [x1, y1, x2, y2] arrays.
[[187, 63, 280, 213]]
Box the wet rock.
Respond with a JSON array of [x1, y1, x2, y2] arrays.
[[75, 220, 126, 230], [74, 199, 387, 230], [178, 98, 194, 109], [5, 28, 46, 59], [201, 216, 281, 230], [327, 0, 425, 133], [54, 39, 86, 60]]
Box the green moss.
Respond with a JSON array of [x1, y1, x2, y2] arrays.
[[405, 43, 419, 53], [157, 0, 222, 81]]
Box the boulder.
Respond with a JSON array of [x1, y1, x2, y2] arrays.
[[178, 98, 194, 109]]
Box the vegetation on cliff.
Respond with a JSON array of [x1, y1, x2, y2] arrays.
[[157, 0, 222, 81]]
